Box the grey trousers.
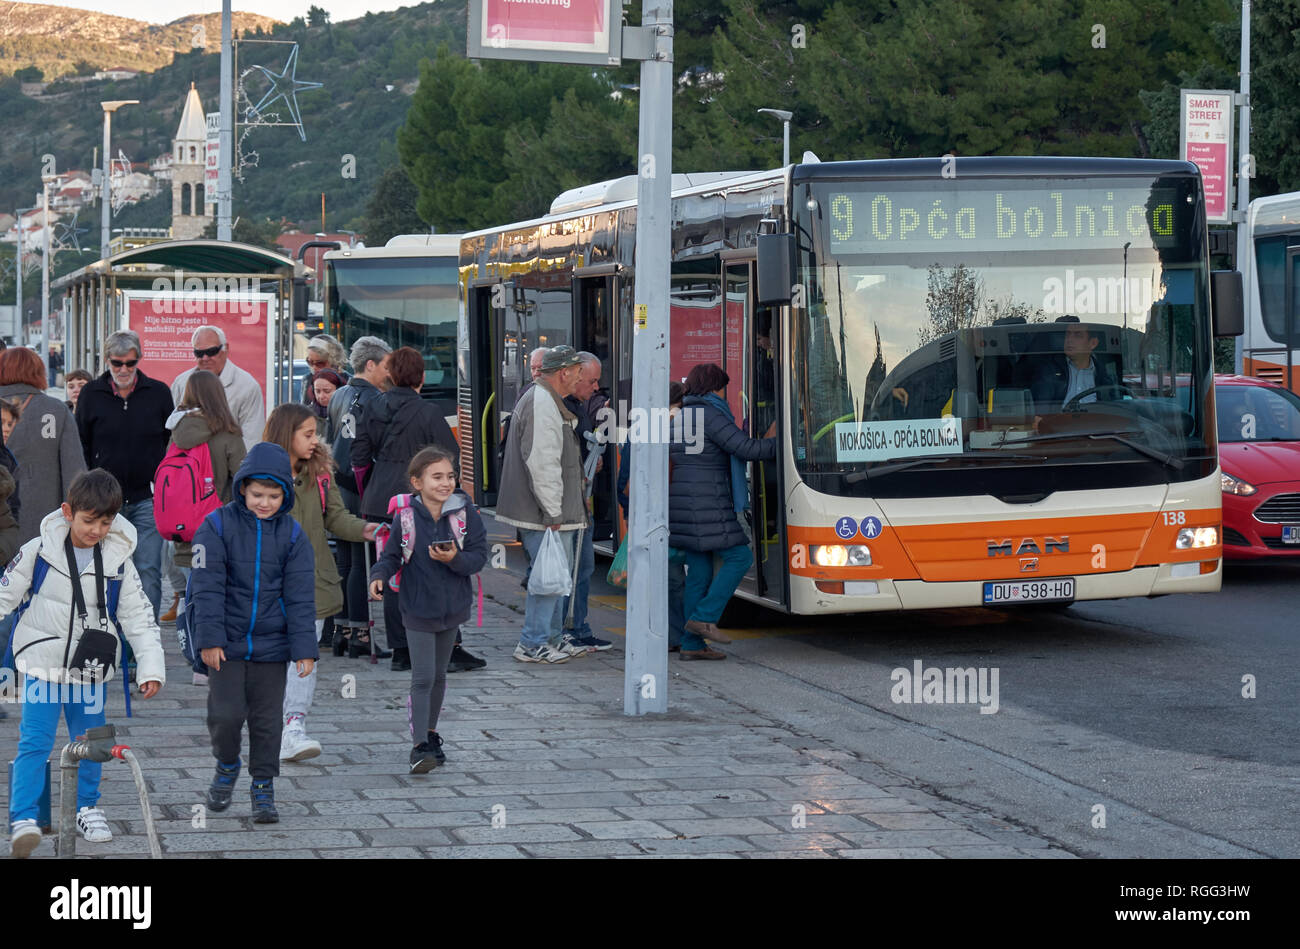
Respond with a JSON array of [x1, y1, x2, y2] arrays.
[[408, 625, 458, 740], [207, 659, 287, 781]]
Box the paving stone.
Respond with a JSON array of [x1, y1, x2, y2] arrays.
[[744, 832, 855, 852], [522, 792, 642, 809], [571, 820, 676, 840], [625, 835, 757, 855], [612, 805, 711, 820], [361, 828, 454, 847], [658, 817, 786, 837], [854, 811, 964, 831], [932, 845, 1036, 859], [519, 840, 645, 857], [161, 830, 365, 852], [419, 845, 529, 858], [837, 848, 945, 859], [742, 849, 838, 859], [635, 788, 771, 805], [318, 847, 425, 859], [836, 830, 997, 848], [818, 797, 928, 813], [451, 823, 583, 844]]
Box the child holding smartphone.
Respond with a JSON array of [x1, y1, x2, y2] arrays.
[[369, 446, 487, 773]]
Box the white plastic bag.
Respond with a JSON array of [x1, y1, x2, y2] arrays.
[[527, 529, 572, 596]]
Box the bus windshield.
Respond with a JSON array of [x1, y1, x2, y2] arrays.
[[791, 173, 1216, 497], [326, 255, 459, 406]]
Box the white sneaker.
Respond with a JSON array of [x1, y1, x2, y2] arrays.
[[280, 721, 322, 762], [555, 633, 592, 657], [9, 819, 41, 858], [75, 807, 112, 843], [513, 643, 571, 664], [192, 672, 209, 686]]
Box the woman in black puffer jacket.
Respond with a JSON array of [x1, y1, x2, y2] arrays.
[[668, 363, 776, 660]]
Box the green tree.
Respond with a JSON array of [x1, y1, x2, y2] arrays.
[[13, 65, 43, 83], [363, 165, 426, 245], [307, 6, 330, 27]]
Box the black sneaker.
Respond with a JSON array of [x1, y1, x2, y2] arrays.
[[409, 742, 440, 774], [391, 647, 411, 672], [427, 731, 446, 765], [206, 759, 240, 812], [447, 643, 486, 673], [250, 779, 278, 823]]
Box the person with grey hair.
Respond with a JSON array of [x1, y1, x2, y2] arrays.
[[303, 334, 349, 412], [0, 345, 87, 545], [560, 350, 610, 652], [74, 329, 174, 619], [170, 325, 264, 449]]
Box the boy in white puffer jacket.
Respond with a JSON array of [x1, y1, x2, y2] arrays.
[[0, 469, 165, 859]]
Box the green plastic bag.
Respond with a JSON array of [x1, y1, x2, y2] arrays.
[[606, 534, 629, 589]]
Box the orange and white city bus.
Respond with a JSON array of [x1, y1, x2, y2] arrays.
[[1241, 189, 1300, 392], [457, 157, 1242, 613]]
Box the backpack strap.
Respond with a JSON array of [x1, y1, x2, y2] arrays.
[[398, 505, 416, 565], [3, 551, 49, 668]]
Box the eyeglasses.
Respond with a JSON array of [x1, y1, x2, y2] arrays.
[[194, 345, 223, 359], [306, 358, 328, 369], [109, 358, 139, 369]]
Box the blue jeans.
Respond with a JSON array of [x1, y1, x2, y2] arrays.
[[122, 498, 162, 621], [681, 545, 752, 651], [562, 526, 595, 639], [518, 528, 578, 649], [668, 549, 686, 650], [10, 675, 107, 821]]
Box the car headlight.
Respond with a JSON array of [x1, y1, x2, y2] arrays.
[[1221, 472, 1257, 496], [1176, 526, 1219, 549], [812, 545, 872, 567]]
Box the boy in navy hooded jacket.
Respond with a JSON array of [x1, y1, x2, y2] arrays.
[[190, 442, 317, 823]]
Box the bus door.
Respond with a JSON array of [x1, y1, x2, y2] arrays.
[[574, 270, 618, 550], [727, 260, 787, 605], [468, 280, 507, 507]]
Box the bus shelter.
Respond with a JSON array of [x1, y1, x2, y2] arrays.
[[53, 239, 309, 405]]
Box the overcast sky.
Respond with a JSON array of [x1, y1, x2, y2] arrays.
[[20, 1, 420, 24]]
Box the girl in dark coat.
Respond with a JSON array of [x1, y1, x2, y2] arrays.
[[668, 364, 776, 660]]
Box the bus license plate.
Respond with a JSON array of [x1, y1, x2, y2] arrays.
[[1283, 526, 1300, 544], [983, 578, 1075, 604]]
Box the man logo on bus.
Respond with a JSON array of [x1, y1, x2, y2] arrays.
[[988, 536, 1069, 557]]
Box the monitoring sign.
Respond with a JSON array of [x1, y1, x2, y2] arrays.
[[1180, 89, 1234, 224], [467, 0, 623, 66]]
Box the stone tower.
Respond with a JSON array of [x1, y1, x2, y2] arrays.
[[171, 83, 212, 240]]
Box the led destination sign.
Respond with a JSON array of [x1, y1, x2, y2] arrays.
[[825, 186, 1183, 255]]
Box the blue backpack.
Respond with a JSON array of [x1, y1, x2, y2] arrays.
[[176, 509, 304, 674], [3, 546, 133, 717]]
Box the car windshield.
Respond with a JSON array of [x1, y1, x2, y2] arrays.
[[1216, 383, 1300, 442]]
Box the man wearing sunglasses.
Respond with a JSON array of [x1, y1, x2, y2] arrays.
[[74, 329, 175, 620], [170, 325, 265, 450]]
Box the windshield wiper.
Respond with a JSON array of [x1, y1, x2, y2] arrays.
[[851, 452, 1048, 482], [997, 428, 1183, 470]]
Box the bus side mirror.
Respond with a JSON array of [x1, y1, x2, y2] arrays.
[[756, 233, 796, 306], [1211, 270, 1244, 337]]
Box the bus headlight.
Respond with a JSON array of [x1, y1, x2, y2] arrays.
[[1175, 527, 1219, 549], [812, 545, 872, 566], [1220, 472, 1257, 496]]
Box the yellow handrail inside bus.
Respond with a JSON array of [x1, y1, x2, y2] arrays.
[[813, 412, 856, 442], [480, 391, 496, 492]]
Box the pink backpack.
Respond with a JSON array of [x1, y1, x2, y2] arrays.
[[153, 441, 222, 542], [374, 493, 482, 625]]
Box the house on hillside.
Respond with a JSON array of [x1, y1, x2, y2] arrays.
[[95, 67, 140, 82]]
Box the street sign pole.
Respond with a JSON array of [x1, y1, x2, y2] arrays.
[[1234, 0, 1251, 374], [623, 1, 672, 715], [218, 0, 233, 241]]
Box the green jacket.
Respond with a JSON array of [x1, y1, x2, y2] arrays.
[[292, 468, 369, 618]]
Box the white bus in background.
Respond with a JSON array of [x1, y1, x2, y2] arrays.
[[322, 234, 461, 430], [1241, 190, 1300, 392]]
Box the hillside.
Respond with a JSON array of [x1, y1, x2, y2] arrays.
[[0, 3, 281, 79], [0, 1, 464, 236]]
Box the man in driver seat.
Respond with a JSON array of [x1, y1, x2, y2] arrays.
[[1031, 315, 1115, 410]]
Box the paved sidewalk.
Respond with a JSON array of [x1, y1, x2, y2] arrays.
[[0, 563, 1075, 859]]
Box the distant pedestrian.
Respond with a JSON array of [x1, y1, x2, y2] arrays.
[[496, 345, 589, 663], [351, 346, 458, 671], [190, 443, 316, 824], [303, 334, 349, 410], [560, 351, 611, 652], [309, 368, 347, 442], [74, 330, 171, 619], [171, 326, 265, 449], [1, 469, 165, 858], [0, 348, 87, 546], [263, 403, 377, 762], [370, 446, 488, 772], [64, 368, 92, 414], [669, 363, 776, 660]]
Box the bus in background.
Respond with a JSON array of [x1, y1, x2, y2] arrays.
[[323, 234, 461, 425], [1241, 190, 1300, 392], [459, 157, 1243, 615]]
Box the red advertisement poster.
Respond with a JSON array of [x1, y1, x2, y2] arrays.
[[124, 292, 272, 409], [484, 0, 608, 50]]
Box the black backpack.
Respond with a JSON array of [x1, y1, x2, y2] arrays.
[[330, 384, 370, 493]]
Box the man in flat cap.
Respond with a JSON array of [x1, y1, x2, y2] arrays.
[[496, 345, 590, 664]]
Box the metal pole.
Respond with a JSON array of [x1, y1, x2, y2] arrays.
[[624, 0, 672, 716], [1234, 0, 1251, 375], [15, 209, 26, 344], [41, 180, 50, 369], [101, 109, 111, 258], [218, 0, 233, 241], [783, 119, 790, 168]]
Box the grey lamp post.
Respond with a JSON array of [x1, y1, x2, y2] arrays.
[[100, 99, 139, 259], [758, 108, 793, 167]]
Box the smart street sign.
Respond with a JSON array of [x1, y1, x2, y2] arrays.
[[1180, 89, 1235, 225], [467, 0, 623, 66]]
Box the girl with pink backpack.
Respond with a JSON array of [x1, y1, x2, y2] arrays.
[[369, 446, 488, 773]]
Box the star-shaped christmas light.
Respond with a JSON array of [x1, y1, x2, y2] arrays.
[[247, 45, 322, 142]]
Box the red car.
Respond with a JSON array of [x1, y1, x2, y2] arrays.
[[1216, 374, 1300, 559]]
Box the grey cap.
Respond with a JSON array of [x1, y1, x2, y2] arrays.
[[540, 345, 583, 372]]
